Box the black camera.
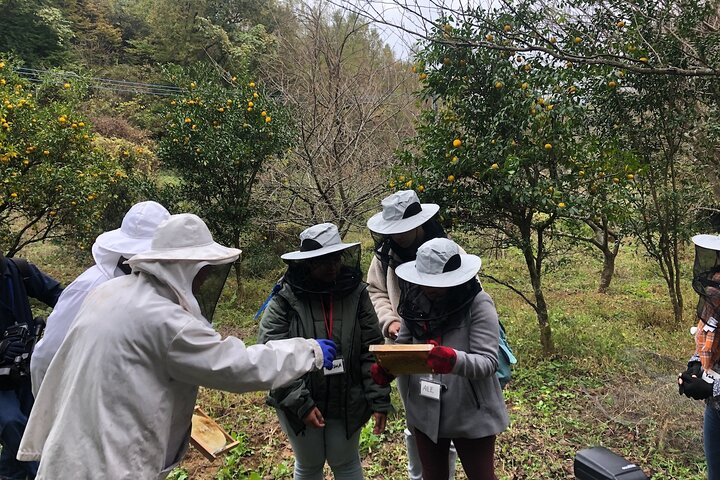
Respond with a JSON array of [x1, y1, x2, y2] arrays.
[[0, 319, 45, 390]]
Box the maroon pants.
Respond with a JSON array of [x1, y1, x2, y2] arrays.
[[413, 428, 497, 480]]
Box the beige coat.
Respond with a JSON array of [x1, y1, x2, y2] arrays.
[[367, 255, 403, 338]]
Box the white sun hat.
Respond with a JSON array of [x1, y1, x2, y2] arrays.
[[94, 201, 170, 256], [693, 234, 720, 251], [128, 213, 241, 264], [366, 190, 440, 235], [281, 223, 360, 261], [395, 238, 481, 287]]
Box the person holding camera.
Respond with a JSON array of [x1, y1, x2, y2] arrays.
[[0, 253, 62, 480], [366, 190, 458, 479], [30, 200, 170, 396], [678, 234, 720, 478]]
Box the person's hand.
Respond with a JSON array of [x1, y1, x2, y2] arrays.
[[370, 362, 395, 386], [372, 412, 387, 435], [0, 339, 25, 365], [387, 321, 401, 340], [303, 407, 325, 428], [678, 361, 702, 395], [680, 372, 714, 400], [316, 339, 337, 370], [427, 345, 457, 374]]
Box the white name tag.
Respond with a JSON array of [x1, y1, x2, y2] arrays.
[[420, 380, 442, 400], [324, 357, 345, 376]]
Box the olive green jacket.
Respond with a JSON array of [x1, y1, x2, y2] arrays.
[[258, 282, 391, 437]]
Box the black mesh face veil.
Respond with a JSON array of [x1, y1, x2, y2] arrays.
[[693, 244, 720, 324], [283, 244, 362, 296], [371, 218, 447, 270], [193, 263, 233, 323], [397, 278, 482, 340]]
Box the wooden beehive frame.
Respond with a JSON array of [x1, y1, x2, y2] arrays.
[[369, 344, 434, 375], [190, 406, 241, 461]]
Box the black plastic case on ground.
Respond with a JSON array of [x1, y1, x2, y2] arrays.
[[574, 447, 649, 480]]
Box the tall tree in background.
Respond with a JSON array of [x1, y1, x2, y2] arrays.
[[0, 0, 73, 65], [339, 0, 720, 333], [260, 1, 416, 234], [158, 65, 294, 289], [0, 58, 134, 255]]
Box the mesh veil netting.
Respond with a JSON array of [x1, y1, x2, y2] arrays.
[[398, 278, 482, 340], [283, 245, 362, 297]]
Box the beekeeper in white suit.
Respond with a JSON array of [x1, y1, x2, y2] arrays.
[[30, 200, 171, 396], [18, 213, 336, 479]]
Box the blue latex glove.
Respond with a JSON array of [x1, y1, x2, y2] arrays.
[[316, 339, 337, 370]]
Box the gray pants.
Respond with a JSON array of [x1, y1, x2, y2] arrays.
[[398, 377, 457, 480], [276, 410, 364, 480]]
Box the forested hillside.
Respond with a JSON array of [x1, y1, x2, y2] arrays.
[[0, 0, 414, 261]]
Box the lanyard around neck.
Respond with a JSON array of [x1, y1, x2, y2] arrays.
[[321, 295, 333, 339]]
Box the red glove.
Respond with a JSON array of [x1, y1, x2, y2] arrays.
[[370, 363, 395, 386], [427, 346, 457, 374]]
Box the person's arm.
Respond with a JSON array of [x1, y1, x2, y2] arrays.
[[367, 256, 402, 338], [358, 288, 392, 433], [358, 288, 392, 410], [256, 293, 317, 423], [31, 278, 97, 396], [451, 293, 500, 379], [20, 261, 62, 308], [166, 318, 323, 393]]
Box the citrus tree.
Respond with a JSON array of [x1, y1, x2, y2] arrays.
[[396, 21, 641, 355], [0, 57, 130, 255], [341, 0, 720, 326], [158, 65, 295, 258]]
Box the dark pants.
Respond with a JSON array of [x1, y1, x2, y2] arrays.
[[0, 379, 37, 480], [414, 428, 497, 480], [705, 404, 720, 480]]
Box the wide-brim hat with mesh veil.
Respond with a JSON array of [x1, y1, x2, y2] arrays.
[[281, 223, 359, 261], [128, 213, 240, 263], [692, 234, 720, 320], [366, 190, 440, 235], [395, 238, 481, 288]]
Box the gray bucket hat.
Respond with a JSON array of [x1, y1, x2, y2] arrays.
[[395, 238, 481, 287], [366, 190, 440, 235]]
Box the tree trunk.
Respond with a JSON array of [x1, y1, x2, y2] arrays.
[[664, 262, 684, 324], [233, 260, 244, 305], [534, 285, 554, 356], [598, 248, 616, 293], [519, 222, 554, 356]]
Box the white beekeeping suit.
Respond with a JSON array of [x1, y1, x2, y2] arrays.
[[30, 201, 171, 396], [19, 214, 328, 480]]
